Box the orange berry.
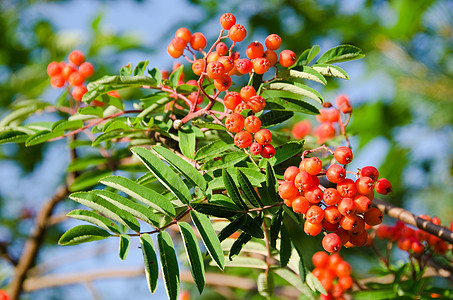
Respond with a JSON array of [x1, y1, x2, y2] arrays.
[[50, 75, 65, 88], [326, 164, 346, 183], [279, 49, 297, 67], [220, 13, 236, 30], [234, 102, 251, 114], [68, 71, 84, 86], [291, 120, 311, 140], [292, 196, 309, 214], [337, 198, 356, 216], [235, 58, 253, 74], [322, 233, 342, 253], [47, 61, 61, 77], [171, 36, 187, 51], [334, 146, 353, 165], [68, 50, 85, 66], [78, 62, 94, 78], [305, 186, 323, 204], [207, 51, 221, 63], [175, 27, 192, 43], [248, 95, 266, 113], [214, 74, 232, 91], [353, 195, 372, 214], [260, 144, 275, 158], [168, 43, 184, 58], [312, 251, 330, 268], [363, 207, 383, 226], [228, 24, 247, 42], [206, 61, 225, 79], [234, 131, 253, 149], [240, 85, 256, 102], [265, 34, 282, 50], [263, 49, 278, 67], [246, 41, 264, 59], [304, 220, 323, 236], [192, 59, 205, 76], [339, 214, 358, 231], [72, 85, 87, 101], [324, 205, 342, 224], [304, 157, 322, 175], [218, 56, 235, 73], [244, 115, 261, 133], [252, 57, 270, 74], [306, 205, 325, 224], [61, 65, 76, 80], [190, 32, 207, 51], [254, 128, 272, 145], [225, 113, 244, 133], [224, 92, 242, 110], [278, 181, 299, 200], [284, 166, 300, 182], [216, 42, 229, 56], [323, 188, 341, 205], [337, 178, 357, 198]]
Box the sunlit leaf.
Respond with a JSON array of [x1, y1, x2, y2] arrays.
[[140, 234, 159, 293], [317, 44, 365, 64], [66, 209, 121, 234], [58, 225, 111, 246], [119, 234, 131, 260], [157, 231, 180, 300]]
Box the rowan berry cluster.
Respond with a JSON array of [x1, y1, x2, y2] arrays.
[[46, 50, 95, 101], [0, 290, 10, 300], [278, 146, 392, 253], [376, 217, 451, 255], [167, 13, 300, 157], [292, 95, 352, 144], [312, 252, 353, 299]]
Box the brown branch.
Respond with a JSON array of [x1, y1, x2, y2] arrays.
[[373, 198, 453, 244]]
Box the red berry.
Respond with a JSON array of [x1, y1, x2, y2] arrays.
[[68, 50, 85, 66], [334, 146, 353, 165], [234, 102, 252, 114], [78, 62, 94, 78], [254, 128, 272, 145], [260, 144, 275, 158], [326, 164, 346, 183], [339, 214, 359, 231], [284, 166, 300, 182], [192, 59, 205, 76], [356, 176, 375, 195], [246, 41, 264, 59], [225, 113, 244, 133], [68, 71, 84, 86], [206, 61, 225, 79], [337, 178, 357, 198], [175, 27, 192, 43], [234, 131, 253, 148], [234, 58, 253, 74], [214, 74, 232, 91], [292, 120, 311, 140], [61, 65, 76, 80], [363, 207, 383, 226], [304, 220, 323, 236], [220, 13, 236, 30], [218, 56, 235, 73], [312, 251, 329, 268], [336, 94, 352, 114], [50, 75, 65, 88], [278, 181, 299, 200], [360, 166, 379, 182], [228, 24, 247, 42], [337, 198, 356, 216], [294, 171, 316, 191], [263, 49, 278, 67], [292, 196, 309, 214], [375, 178, 392, 195], [323, 188, 341, 205], [322, 233, 342, 253], [252, 57, 270, 74], [249, 142, 263, 155], [216, 42, 228, 56], [306, 205, 325, 224], [171, 36, 187, 51], [47, 61, 61, 77], [279, 49, 297, 67], [71, 85, 87, 101], [240, 85, 257, 101], [324, 206, 342, 224], [224, 92, 242, 110], [247, 95, 266, 113], [190, 32, 207, 51], [304, 157, 322, 175], [322, 219, 339, 232], [265, 34, 282, 50], [167, 43, 184, 58], [305, 186, 323, 204], [244, 115, 261, 133]]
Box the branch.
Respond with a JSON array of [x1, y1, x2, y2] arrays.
[[373, 198, 453, 244]]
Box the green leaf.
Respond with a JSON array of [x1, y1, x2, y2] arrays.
[[273, 268, 314, 298], [169, 65, 183, 88], [133, 60, 149, 76], [25, 130, 62, 146], [203, 151, 248, 172], [120, 63, 133, 76], [131, 147, 192, 204], [306, 272, 326, 295], [317, 44, 365, 64], [0, 130, 29, 144], [58, 225, 111, 246], [103, 120, 129, 133], [259, 110, 294, 128], [192, 120, 227, 131], [148, 67, 162, 85], [258, 271, 274, 299], [67, 156, 108, 172], [237, 169, 263, 208], [178, 129, 196, 160], [266, 82, 323, 104], [157, 231, 180, 300], [280, 67, 327, 85], [280, 225, 291, 267], [271, 141, 304, 166], [100, 175, 176, 217], [222, 169, 248, 210], [69, 192, 140, 232], [140, 234, 159, 293], [92, 130, 129, 146], [119, 235, 131, 260], [51, 120, 83, 133], [269, 209, 283, 249], [66, 209, 121, 234], [312, 64, 349, 80], [78, 106, 104, 117], [229, 232, 251, 260], [217, 215, 247, 242], [264, 161, 278, 204], [240, 215, 264, 239], [295, 45, 320, 66], [194, 140, 232, 161], [191, 211, 225, 270], [178, 222, 205, 294], [191, 203, 243, 218], [151, 145, 206, 191], [353, 290, 397, 300], [219, 256, 266, 269], [69, 169, 112, 192], [264, 97, 319, 115], [92, 190, 159, 226]]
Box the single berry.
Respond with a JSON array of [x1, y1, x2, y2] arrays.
[[68, 71, 84, 86], [224, 92, 242, 110], [339, 214, 358, 231], [72, 85, 87, 101], [305, 186, 323, 204], [171, 36, 187, 51], [175, 27, 192, 43], [216, 42, 229, 56], [234, 131, 253, 148], [304, 220, 323, 236], [260, 144, 275, 158], [356, 176, 375, 195], [206, 61, 225, 79], [284, 166, 300, 182], [292, 120, 311, 140], [279, 49, 297, 67], [249, 142, 263, 155], [220, 13, 236, 30], [312, 251, 329, 268], [337, 197, 356, 216], [247, 95, 266, 113], [292, 196, 309, 214], [246, 41, 264, 59], [334, 146, 353, 165], [360, 166, 379, 182], [304, 157, 323, 175], [336, 94, 352, 114], [263, 49, 278, 67], [278, 181, 299, 200], [207, 51, 220, 63], [265, 34, 282, 50], [353, 195, 372, 213], [323, 188, 341, 205], [68, 50, 85, 66], [234, 59, 253, 74], [322, 233, 342, 253], [234, 102, 252, 114], [78, 62, 94, 78], [306, 205, 325, 224], [240, 85, 257, 101], [323, 219, 339, 232], [225, 113, 245, 133], [228, 24, 247, 42], [218, 56, 235, 73], [294, 171, 316, 191], [375, 178, 392, 195], [252, 57, 270, 74], [192, 59, 205, 76], [326, 164, 346, 183], [254, 128, 272, 145], [363, 207, 383, 226], [50, 75, 65, 88], [337, 178, 357, 198], [324, 206, 342, 224], [61, 65, 76, 80], [190, 32, 207, 51], [214, 74, 232, 91], [168, 43, 184, 58], [244, 115, 261, 133], [47, 61, 61, 77]]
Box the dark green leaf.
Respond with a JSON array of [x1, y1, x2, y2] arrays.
[[119, 235, 131, 260], [295, 45, 320, 67], [264, 161, 278, 204], [280, 225, 291, 267], [69, 191, 140, 232], [265, 97, 319, 115], [269, 209, 283, 249], [191, 211, 225, 270], [203, 151, 248, 172], [178, 129, 196, 160], [178, 222, 205, 294], [157, 231, 180, 300], [312, 64, 349, 80], [92, 130, 130, 146], [259, 110, 294, 128], [0, 130, 29, 144], [51, 120, 83, 133], [67, 156, 107, 172], [92, 190, 159, 226], [229, 232, 251, 260], [140, 234, 159, 293], [78, 106, 104, 117], [191, 202, 243, 218], [194, 140, 232, 161], [222, 169, 248, 210], [240, 215, 264, 239], [317, 44, 365, 64], [131, 147, 192, 204], [272, 141, 304, 166], [58, 225, 111, 246], [237, 169, 263, 208], [133, 60, 149, 76], [217, 215, 247, 242], [266, 82, 323, 103], [100, 175, 176, 217], [66, 209, 121, 234], [151, 145, 206, 191]]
